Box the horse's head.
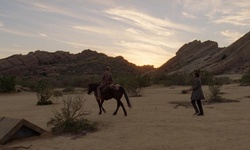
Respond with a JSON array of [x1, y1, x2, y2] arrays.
[[87, 83, 99, 95]]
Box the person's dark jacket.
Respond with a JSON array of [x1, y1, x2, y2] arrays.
[[191, 78, 205, 100]]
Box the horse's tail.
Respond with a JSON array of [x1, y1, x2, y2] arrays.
[[121, 87, 132, 108]]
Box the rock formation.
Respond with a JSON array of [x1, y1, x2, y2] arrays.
[[157, 31, 250, 75], [0, 50, 154, 77]]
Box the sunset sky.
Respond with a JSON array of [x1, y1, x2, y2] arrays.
[[0, 0, 249, 67]]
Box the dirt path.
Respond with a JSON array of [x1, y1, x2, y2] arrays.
[[0, 84, 250, 150]]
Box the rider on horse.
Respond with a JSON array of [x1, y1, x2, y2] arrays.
[[97, 66, 113, 100]]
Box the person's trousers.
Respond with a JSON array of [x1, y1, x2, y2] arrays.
[[191, 100, 204, 114], [97, 83, 108, 99]]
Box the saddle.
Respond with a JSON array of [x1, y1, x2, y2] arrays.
[[109, 83, 120, 90], [102, 83, 120, 91], [101, 84, 120, 99]]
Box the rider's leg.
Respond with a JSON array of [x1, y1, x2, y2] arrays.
[[97, 84, 103, 100]]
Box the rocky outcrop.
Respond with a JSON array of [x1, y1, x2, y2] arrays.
[[205, 31, 250, 74], [158, 40, 221, 74], [1, 31, 249, 77], [157, 31, 250, 75], [0, 50, 154, 77]]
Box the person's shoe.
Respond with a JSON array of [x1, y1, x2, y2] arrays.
[[193, 113, 199, 116], [197, 113, 204, 116]]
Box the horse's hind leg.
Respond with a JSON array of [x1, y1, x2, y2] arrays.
[[120, 101, 127, 116], [96, 98, 102, 115], [113, 99, 121, 116]]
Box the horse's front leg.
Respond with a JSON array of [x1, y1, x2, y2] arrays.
[[100, 99, 106, 113]]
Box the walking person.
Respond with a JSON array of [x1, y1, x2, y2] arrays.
[[185, 71, 205, 116]]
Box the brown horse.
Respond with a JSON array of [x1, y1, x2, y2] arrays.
[[87, 83, 131, 116]]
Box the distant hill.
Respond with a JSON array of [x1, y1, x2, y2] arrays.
[[0, 49, 154, 77], [1, 31, 249, 78], [157, 31, 250, 75]]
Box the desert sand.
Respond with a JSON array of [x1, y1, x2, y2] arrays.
[[0, 83, 250, 150]]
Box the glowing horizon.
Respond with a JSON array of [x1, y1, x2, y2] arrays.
[[0, 0, 249, 67]]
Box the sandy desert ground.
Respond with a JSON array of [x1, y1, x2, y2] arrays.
[[0, 83, 250, 150]]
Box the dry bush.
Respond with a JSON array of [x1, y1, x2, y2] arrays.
[[36, 79, 53, 105], [52, 90, 63, 98], [47, 94, 98, 134], [240, 73, 250, 86], [208, 83, 223, 102], [0, 76, 16, 93], [116, 75, 151, 97]]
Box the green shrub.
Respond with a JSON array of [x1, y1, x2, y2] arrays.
[[152, 70, 214, 86], [47, 94, 98, 134], [63, 87, 75, 93], [37, 100, 52, 105], [240, 73, 250, 86], [116, 75, 151, 97], [52, 90, 64, 98], [15, 77, 37, 91], [151, 73, 168, 85], [0, 76, 16, 93], [208, 80, 223, 102], [126, 78, 142, 97], [36, 79, 53, 105], [200, 70, 214, 85], [163, 73, 192, 86], [59, 75, 99, 88], [213, 77, 232, 84]]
